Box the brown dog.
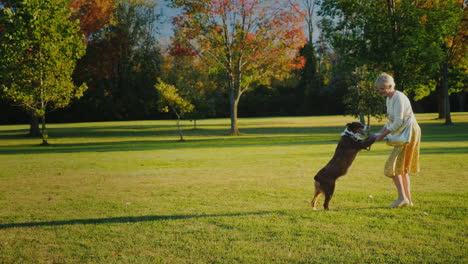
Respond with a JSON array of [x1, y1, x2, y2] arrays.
[[312, 122, 376, 210]]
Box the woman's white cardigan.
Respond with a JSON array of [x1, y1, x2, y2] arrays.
[[385, 90, 414, 133]]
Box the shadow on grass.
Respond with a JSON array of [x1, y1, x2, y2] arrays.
[[0, 211, 279, 229], [330, 206, 391, 212], [0, 135, 340, 155], [1, 121, 467, 155], [0, 125, 347, 139], [2, 120, 467, 138]]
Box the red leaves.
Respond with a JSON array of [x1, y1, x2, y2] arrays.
[[290, 56, 307, 70], [69, 0, 115, 38], [169, 42, 198, 57]]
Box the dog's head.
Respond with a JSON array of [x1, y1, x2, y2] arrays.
[[346, 122, 370, 137]]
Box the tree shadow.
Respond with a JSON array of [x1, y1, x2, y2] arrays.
[[1, 121, 467, 155], [0, 125, 347, 139], [0, 135, 339, 155], [0, 211, 279, 229]]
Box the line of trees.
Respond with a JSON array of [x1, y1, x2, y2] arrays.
[[1, 0, 466, 140]]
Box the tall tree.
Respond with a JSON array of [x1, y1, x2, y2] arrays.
[[433, 0, 466, 124], [0, 0, 87, 145], [171, 0, 307, 135], [288, 0, 325, 115], [319, 0, 466, 123]]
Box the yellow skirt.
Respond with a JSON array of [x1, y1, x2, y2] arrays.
[[384, 121, 421, 177]]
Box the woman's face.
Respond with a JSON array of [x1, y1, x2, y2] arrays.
[[377, 84, 393, 97]]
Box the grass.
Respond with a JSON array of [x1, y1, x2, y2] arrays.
[[0, 113, 467, 263]]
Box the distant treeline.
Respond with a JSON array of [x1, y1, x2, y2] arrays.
[[1, 82, 464, 124]]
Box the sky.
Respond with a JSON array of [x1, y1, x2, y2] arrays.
[[157, 1, 180, 41]]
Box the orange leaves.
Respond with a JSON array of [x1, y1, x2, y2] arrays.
[[245, 32, 256, 42], [69, 0, 115, 38], [290, 56, 307, 70], [173, 0, 307, 82]]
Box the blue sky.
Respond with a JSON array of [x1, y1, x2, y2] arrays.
[[157, 1, 180, 40]]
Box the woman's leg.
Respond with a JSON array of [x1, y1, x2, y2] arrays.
[[389, 174, 409, 208], [402, 173, 413, 206]]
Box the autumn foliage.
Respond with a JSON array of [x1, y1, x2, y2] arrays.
[[171, 0, 307, 134], [69, 0, 115, 39]]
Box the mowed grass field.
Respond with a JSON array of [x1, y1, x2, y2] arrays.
[[0, 113, 467, 263]]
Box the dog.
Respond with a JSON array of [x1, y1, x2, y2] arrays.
[[312, 122, 376, 210]]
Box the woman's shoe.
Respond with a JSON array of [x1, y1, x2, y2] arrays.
[[388, 199, 409, 208]]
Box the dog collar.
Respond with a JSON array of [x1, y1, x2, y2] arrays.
[[341, 128, 362, 141]]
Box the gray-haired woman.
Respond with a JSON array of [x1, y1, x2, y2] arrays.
[[374, 73, 421, 208]]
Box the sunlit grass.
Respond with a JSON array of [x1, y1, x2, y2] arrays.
[[0, 113, 467, 263]]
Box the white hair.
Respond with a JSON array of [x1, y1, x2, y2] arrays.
[[374, 72, 395, 89]]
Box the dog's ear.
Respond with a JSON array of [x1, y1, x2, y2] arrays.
[[346, 123, 351, 127]]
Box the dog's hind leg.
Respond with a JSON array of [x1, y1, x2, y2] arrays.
[[323, 183, 336, 210], [311, 181, 323, 210]]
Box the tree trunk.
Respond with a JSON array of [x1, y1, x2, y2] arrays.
[[441, 61, 453, 125], [228, 71, 241, 135], [230, 92, 240, 135], [176, 114, 184, 141], [40, 115, 49, 146], [359, 113, 365, 125], [29, 111, 41, 137]]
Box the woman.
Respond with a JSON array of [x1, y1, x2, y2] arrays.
[[374, 73, 421, 208]]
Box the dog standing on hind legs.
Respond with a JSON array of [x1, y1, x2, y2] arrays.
[[312, 122, 376, 210]]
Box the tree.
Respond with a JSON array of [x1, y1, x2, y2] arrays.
[[69, 0, 115, 40], [171, 0, 307, 135], [155, 79, 194, 141], [319, 0, 466, 123], [433, 1, 466, 124], [71, 0, 162, 121], [0, 0, 87, 145], [343, 66, 385, 127]]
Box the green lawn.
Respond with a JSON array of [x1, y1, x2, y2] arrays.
[[0, 114, 467, 263]]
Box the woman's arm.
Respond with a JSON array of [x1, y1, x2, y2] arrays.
[[375, 127, 391, 141]]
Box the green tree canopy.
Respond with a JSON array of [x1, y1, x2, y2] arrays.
[[0, 0, 87, 145]]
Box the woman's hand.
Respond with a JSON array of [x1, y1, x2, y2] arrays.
[[375, 128, 392, 142], [375, 134, 386, 142]]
